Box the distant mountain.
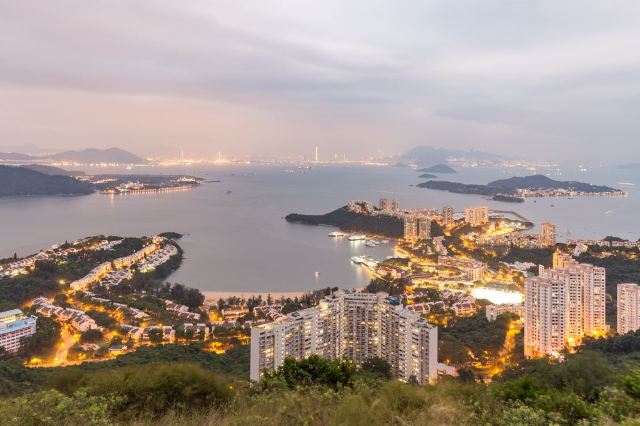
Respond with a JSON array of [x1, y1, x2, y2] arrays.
[[616, 163, 640, 170], [0, 152, 35, 161], [0, 166, 94, 196], [21, 164, 85, 177], [402, 146, 503, 167], [417, 164, 456, 174], [0, 148, 146, 164], [48, 148, 146, 164]]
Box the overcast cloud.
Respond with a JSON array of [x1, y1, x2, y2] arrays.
[[0, 0, 639, 162]]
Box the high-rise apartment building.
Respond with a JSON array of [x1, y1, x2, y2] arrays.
[[404, 215, 430, 241], [404, 216, 418, 240], [553, 251, 574, 269], [540, 223, 557, 247], [525, 260, 606, 357], [418, 217, 431, 240], [0, 309, 37, 353], [250, 291, 438, 385], [618, 283, 640, 335], [464, 206, 489, 226], [442, 206, 454, 225]]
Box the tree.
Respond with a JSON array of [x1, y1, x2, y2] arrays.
[[148, 328, 163, 344], [261, 355, 356, 390], [86, 310, 116, 328], [21, 317, 61, 358], [361, 357, 392, 379], [80, 329, 103, 344], [457, 368, 476, 383], [53, 294, 68, 307]]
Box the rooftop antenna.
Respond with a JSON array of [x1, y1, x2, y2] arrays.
[[315, 146, 318, 162]]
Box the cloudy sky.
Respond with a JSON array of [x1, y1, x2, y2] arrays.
[[1, 1, 639, 162]]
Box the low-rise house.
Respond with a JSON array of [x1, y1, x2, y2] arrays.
[[452, 302, 477, 317]]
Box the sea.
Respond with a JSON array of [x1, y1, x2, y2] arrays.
[[1, 164, 638, 299]]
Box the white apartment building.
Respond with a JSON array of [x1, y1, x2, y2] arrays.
[[617, 283, 640, 335], [404, 216, 418, 241], [486, 304, 524, 322], [464, 206, 489, 226], [525, 260, 607, 358], [442, 206, 454, 225], [250, 291, 438, 385], [0, 309, 37, 353], [418, 217, 431, 240]]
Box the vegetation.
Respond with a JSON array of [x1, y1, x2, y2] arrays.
[[2, 348, 640, 425], [439, 312, 514, 365], [20, 317, 61, 360]]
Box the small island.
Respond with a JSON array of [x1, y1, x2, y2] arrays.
[[417, 164, 456, 174], [418, 173, 438, 179], [418, 174, 627, 199]]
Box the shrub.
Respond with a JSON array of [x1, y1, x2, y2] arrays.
[[81, 362, 233, 418]]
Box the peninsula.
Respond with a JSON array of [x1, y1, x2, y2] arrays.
[[0, 165, 203, 197], [286, 205, 404, 238], [418, 174, 626, 199]]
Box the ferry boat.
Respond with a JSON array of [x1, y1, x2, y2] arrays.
[[348, 234, 367, 241], [328, 231, 346, 237], [365, 241, 378, 247]]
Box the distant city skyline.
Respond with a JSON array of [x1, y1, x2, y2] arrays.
[[1, 1, 640, 163]]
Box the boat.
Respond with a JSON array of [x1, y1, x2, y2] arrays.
[[351, 256, 365, 264], [365, 241, 378, 247], [328, 231, 346, 237], [380, 240, 389, 244], [348, 235, 367, 241]]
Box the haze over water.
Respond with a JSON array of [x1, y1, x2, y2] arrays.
[[0, 165, 638, 293]]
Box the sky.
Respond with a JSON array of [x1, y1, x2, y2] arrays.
[[0, 1, 639, 162]]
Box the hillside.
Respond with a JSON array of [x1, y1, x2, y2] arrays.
[[0, 152, 34, 161], [402, 146, 502, 167], [21, 164, 85, 177], [1, 344, 640, 425], [0, 166, 94, 196], [48, 148, 146, 164], [0, 148, 146, 165], [286, 206, 404, 238], [616, 163, 640, 170]]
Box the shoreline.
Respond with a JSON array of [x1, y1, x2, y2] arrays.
[[203, 290, 307, 303], [203, 287, 365, 304]]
